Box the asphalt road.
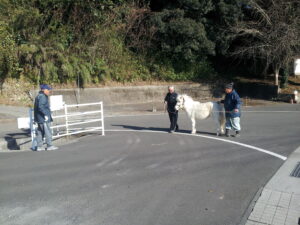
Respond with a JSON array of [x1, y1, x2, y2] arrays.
[[1, 104, 300, 225]]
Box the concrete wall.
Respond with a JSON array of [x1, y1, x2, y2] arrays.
[[31, 83, 223, 106], [30, 81, 280, 109]]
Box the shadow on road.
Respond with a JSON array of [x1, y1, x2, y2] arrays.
[[3, 130, 31, 150], [288, 80, 300, 86], [111, 124, 217, 136]]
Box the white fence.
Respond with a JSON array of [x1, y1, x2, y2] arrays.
[[28, 101, 105, 149]]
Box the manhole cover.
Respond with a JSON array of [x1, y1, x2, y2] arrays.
[[290, 162, 300, 178]]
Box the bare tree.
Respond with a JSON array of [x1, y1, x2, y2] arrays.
[[122, 2, 157, 55], [229, 0, 300, 87]]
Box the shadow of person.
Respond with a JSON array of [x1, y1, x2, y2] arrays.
[[4, 129, 31, 150]]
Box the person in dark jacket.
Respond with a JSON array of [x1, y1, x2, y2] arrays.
[[33, 84, 58, 151], [221, 82, 242, 137], [164, 86, 179, 133]]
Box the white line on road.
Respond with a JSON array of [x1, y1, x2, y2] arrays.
[[106, 129, 288, 161]]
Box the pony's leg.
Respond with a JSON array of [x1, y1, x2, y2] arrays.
[[191, 117, 196, 134]]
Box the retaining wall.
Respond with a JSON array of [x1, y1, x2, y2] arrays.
[[30, 82, 280, 108], [31, 83, 224, 106]]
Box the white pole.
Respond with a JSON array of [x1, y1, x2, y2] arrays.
[[77, 72, 81, 105], [65, 104, 69, 135], [29, 108, 34, 143], [101, 102, 105, 136], [29, 108, 37, 150]]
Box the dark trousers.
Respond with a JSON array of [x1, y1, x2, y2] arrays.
[[168, 111, 178, 131]]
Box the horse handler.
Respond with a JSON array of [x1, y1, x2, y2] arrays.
[[164, 86, 179, 133], [33, 84, 58, 151], [221, 82, 242, 137]]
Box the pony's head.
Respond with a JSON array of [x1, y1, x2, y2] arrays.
[[175, 94, 188, 110]]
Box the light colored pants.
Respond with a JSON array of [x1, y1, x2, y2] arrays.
[[36, 122, 52, 147], [225, 117, 241, 131]]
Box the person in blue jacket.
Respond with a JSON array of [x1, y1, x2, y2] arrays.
[[33, 84, 58, 151], [221, 82, 242, 137]]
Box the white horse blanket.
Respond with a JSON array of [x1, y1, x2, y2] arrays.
[[175, 94, 225, 135]]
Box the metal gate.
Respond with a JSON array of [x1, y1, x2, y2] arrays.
[[30, 101, 105, 149]]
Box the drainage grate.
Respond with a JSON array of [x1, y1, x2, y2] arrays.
[[290, 162, 300, 178]]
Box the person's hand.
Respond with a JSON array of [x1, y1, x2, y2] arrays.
[[234, 109, 239, 113], [45, 116, 49, 121]]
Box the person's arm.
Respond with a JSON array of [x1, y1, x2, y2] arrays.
[[219, 94, 225, 104], [37, 95, 49, 120], [164, 94, 168, 113], [233, 92, 242, 112]]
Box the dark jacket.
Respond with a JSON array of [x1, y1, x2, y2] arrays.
[[164, 92, 178, 113], [34, 91, 53, 123], [223, 89, 242, 118]]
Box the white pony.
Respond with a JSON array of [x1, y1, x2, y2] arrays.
[[175, 94, 225, 135]]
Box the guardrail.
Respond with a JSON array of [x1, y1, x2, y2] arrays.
[[29, 101, 105, 149]]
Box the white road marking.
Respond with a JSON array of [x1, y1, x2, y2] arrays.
[[179, 139, 186, 146], [101, 184, 112, 189], [116, 169, 131, 176], [126, 138, 133, 144], [151, 142, 168, 146], [110, 157, 126, 165], [96, 159, 109, 167], [146, 163, 160, 169], [105, 129, 287, 161]]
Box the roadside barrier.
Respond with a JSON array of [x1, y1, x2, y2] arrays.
[[29, 101, 105, 149]]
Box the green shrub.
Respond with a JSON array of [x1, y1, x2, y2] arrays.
[[0, 21, 20, 88]]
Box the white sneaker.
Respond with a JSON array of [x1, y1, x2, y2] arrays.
[[36, 147, 45, 151], [46, 146, 58, 151]]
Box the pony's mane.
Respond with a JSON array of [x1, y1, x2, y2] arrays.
[[181, 94, 194, 101]]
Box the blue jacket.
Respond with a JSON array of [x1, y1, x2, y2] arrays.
[[224, 90, 242, 118], [34, 92, 53, 123]]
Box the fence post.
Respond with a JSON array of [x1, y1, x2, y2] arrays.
[[65, 104, 69, 135], [100, 102, 105, 136], [29, 108, 37, 149]]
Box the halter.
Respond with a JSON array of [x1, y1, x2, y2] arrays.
[[176, 96, 185, 110]]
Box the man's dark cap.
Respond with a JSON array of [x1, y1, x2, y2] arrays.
[[225, 82, 234, 89], [40, 84, 52, 90]]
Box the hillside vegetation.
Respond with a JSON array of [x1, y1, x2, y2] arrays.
[[0, 0, 299, 89]]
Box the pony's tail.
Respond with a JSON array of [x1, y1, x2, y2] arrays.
[[216, 103, 226, 131], [219, 108, 226, 132]]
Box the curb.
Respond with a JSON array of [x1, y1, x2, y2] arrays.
[[239, 187, 264, 225], [239, 145, 300, 225]]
